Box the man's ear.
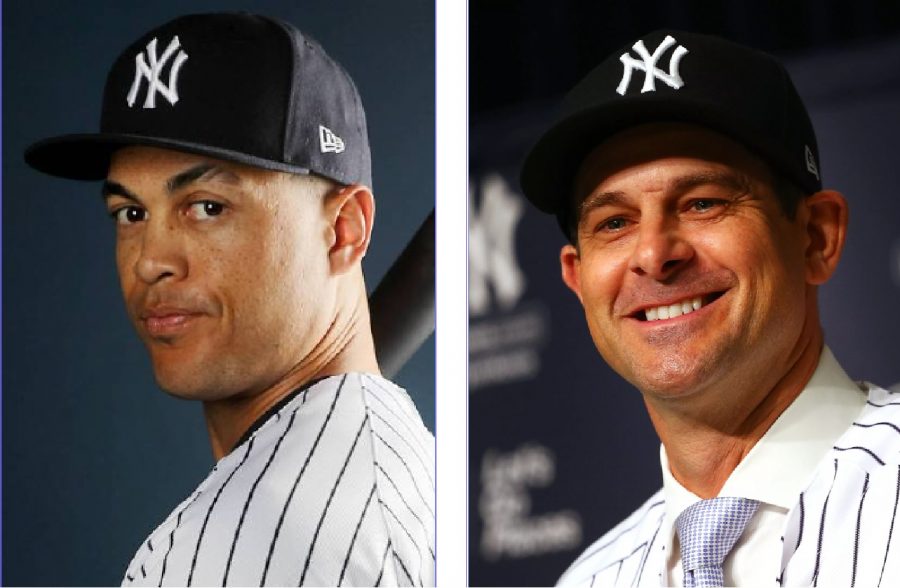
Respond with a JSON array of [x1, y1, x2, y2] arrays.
[[324, 184, 375, 274], [802, 190, 848, 285], [560, 243, 584, 303]]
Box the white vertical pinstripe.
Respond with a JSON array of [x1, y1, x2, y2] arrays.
[[121, 373, 435, 587], [558, 383, 900, 587]]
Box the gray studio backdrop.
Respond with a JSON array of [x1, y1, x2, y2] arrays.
[[470, 38, 900, 586], [3, 1, 434, 585]]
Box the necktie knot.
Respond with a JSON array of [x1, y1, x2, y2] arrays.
[[675, 496, 759, 587]]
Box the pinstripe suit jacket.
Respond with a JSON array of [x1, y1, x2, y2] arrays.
[[558, 383, 900, 587]]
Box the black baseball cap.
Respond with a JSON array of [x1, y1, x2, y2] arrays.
[[520, 29, 822, 231], [25, 12, 372, 188]]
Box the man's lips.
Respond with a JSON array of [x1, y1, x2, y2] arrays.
[[140, 307, 205, 337], [626, 290, 727, 322]]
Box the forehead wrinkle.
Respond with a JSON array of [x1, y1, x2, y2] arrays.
[[579, 190, 629, 217], [579, 168, 756, 216], [165, 163, 243, 194], [669, 170, 755, 197], [203, 166, 242, 185]]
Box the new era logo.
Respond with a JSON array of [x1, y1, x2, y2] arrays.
[[617, 35, 689, 96], [126, 36, 189, 109], [319, 125, 345, 154], [805, 145, 819, 180]]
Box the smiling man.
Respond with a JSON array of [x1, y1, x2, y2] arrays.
[[25, 12, 434, 587], [520, 30, 900, 586]]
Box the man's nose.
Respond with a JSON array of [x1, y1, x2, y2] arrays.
[[134, 219, 187, 285], [627, 217, 694, 280]]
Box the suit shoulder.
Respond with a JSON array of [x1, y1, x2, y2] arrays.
[[831, 383, 900, 471], [557, 489, 665, 586]]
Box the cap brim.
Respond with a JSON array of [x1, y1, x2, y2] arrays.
[[25, 133, 313, 181], [520, 96, 811, 216]]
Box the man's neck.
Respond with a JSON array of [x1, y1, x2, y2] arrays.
[[202, 290, 380, 460], [645, 325, 824, 499]]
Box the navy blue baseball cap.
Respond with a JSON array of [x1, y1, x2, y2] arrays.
[[520, 30, 822, 233], [25, 12, 372, 188]]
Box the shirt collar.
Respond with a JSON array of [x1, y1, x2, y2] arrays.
[[659, 346, 866, 531]]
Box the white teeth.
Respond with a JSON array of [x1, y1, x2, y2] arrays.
[[643, 296, 705, 321]]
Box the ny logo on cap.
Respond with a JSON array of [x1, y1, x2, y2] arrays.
[[126, 36, 189, 109], [617, 35, 689, 96], [319, 125, 345, 154]]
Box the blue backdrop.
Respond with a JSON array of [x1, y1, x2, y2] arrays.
[[470, 34, 900, 588], [3, 1, 434, 585]]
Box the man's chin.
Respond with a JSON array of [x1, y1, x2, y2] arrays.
[[150, 357, 230, 402], [143, 339, 215, 396], [156, 378, 225, 401], [626, 356, 720, 400]]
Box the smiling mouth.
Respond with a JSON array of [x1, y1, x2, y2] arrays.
[[633, 291, 726, 322]]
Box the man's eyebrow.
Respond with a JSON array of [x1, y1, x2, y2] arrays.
[[166, 163, 241, 193], [102, 180, 140, 202], [578, 191, 628, 217], [102, 163, 243, 202], [578, 171, 752, 216], [669, 171, 752, 195]]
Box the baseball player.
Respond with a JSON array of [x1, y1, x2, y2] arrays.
[[519, 30, 900, 586], [25, 12, 434, 587]]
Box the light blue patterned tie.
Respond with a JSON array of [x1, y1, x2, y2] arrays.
[[675, 497, 759, 587]]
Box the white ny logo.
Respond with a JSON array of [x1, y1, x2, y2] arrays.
[[469, 174, 526, 316], [126, 36, 189, 109], [616, 35, 688, 96]]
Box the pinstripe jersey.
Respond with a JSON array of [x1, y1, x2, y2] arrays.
[[121, 373, 435, 587], [558, 374, 900, 586]]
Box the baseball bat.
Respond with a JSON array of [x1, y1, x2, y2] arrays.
[[369, 209, 435, 378]]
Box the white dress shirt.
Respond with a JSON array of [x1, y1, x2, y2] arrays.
[[660, 346, 867, 586], [556, 346, 900, 587]]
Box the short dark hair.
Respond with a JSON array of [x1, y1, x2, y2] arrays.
[[771, 173, 807, 220]]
